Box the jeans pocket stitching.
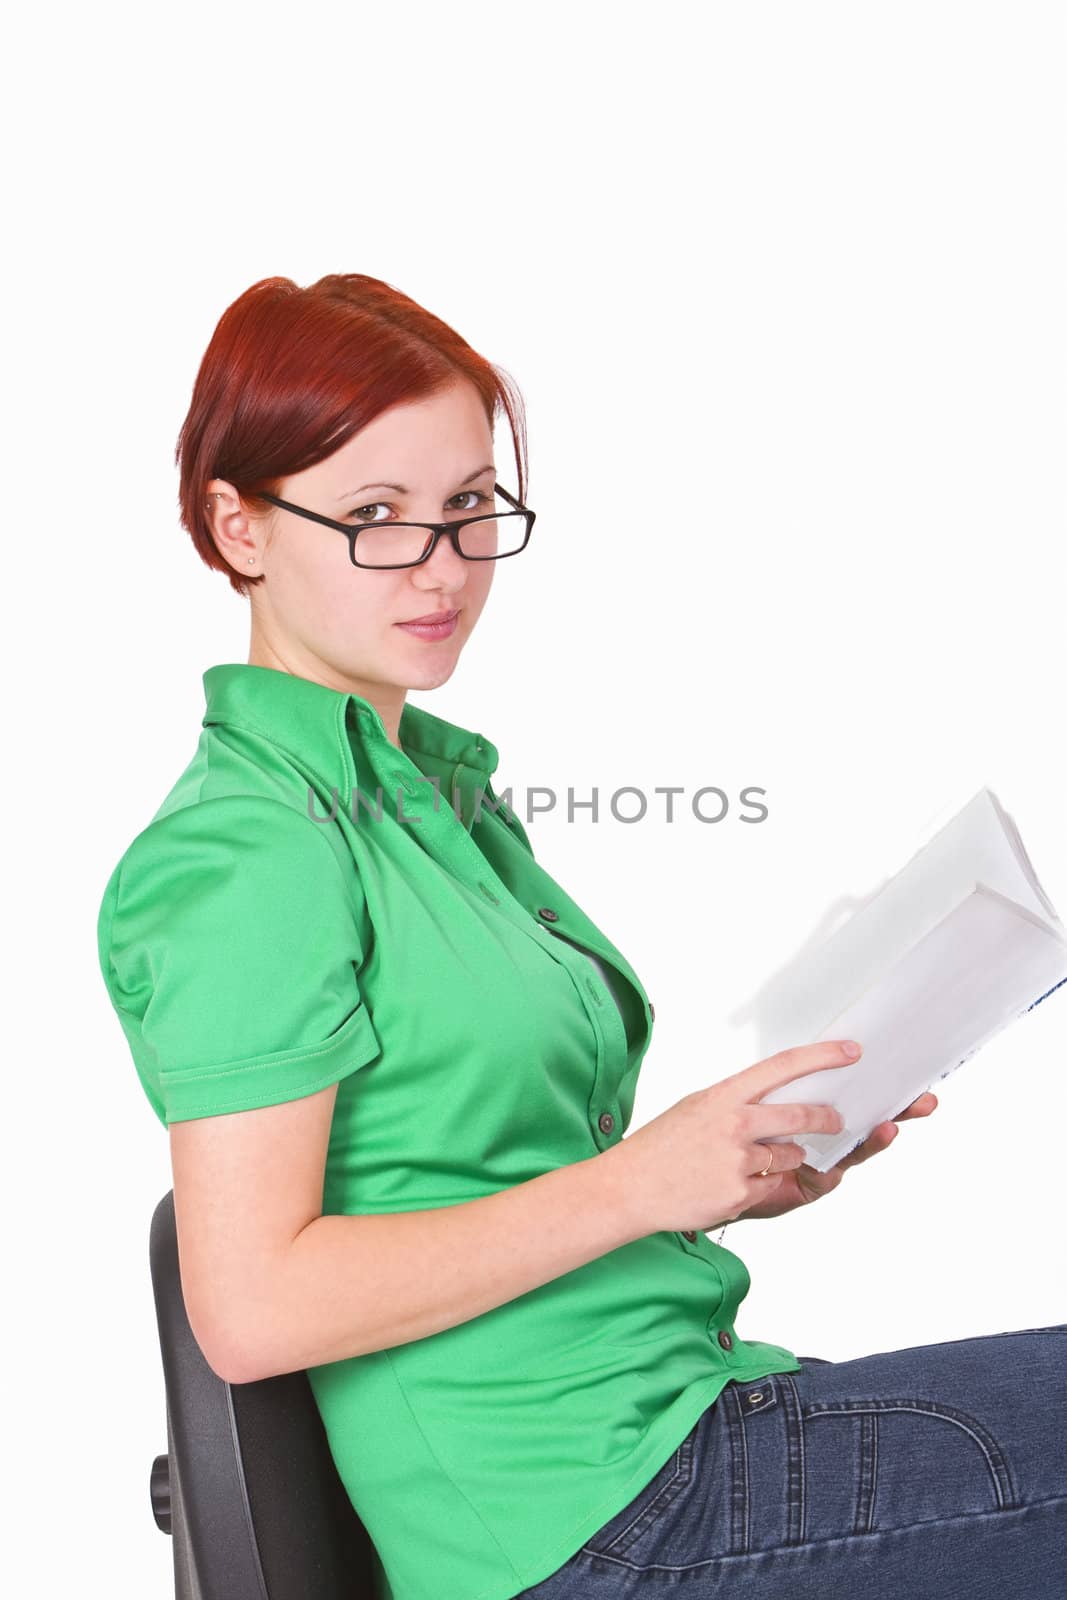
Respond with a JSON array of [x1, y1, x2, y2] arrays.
[[582, 1431, 696, 1558], [802, 1398, 1018, 1512]]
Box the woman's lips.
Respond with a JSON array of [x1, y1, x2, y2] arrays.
[[395, 609, 460, 641]]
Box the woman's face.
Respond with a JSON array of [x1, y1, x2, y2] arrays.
[[207, 377, 499, 742]]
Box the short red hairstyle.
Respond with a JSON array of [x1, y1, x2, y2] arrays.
[[175, 273, 529, 596]]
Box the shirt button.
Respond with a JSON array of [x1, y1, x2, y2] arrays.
[[718, 1330, 734, 1351], [681, 1229, 697, 1242], [537, 906, 560, 922], [598, 1111, 615, 1134]]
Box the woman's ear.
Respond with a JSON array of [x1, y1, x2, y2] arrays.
[[205, 480, 261, 575]]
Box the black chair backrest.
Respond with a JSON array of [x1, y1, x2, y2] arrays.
[[149, 1189, 381, 1599]]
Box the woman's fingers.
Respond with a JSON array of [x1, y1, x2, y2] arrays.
[[897, 1091, 938, 1119], [836, 1120, 898, 1169], [830, 1091, 939, 1173]]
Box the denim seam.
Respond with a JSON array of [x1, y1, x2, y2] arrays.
[[584, 1433, 695, 1557], [570, 1491, 1067, 1577], [725, 1382, 750, 1555], [540, 1371, 742, 1569], [780, 1371, 806, 1544], [857, 1412, 878, 1534]]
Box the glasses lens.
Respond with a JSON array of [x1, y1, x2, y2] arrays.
[[352, 495, 529, 567], [457, 508, 529, 561], [353, 524, 434, 567]]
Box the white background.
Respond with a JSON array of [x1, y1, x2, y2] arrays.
[[7, 2, 1065, 1591]]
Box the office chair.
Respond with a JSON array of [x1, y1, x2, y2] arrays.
[[148, 1189, 384, 1599]]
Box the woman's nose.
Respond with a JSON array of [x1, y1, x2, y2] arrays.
[[418, 528, 469, 581]]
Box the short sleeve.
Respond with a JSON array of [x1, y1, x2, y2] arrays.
[[97, 795, 382, 1126]]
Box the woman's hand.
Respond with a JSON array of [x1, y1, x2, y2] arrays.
[[735, 1091, 940, 1221], [610, 1039, 881, 1238]]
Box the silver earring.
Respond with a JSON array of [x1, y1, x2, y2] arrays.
[[248, 558, 255, 567]]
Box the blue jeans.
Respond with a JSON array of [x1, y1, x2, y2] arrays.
[[517, 1325, 1067, 1598]]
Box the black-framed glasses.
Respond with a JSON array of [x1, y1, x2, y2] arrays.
[[256, 482, 536, 570]]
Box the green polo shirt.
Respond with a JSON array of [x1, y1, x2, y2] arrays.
[[96, 662, 802, 1600]]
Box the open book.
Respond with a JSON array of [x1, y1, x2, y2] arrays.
[[730, 788, 1067, 1173]]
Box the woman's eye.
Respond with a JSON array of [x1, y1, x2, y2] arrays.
[[350, 502, 392, 524], [349, 489, 490, 523]]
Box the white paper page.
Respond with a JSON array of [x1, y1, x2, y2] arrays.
[[731, 788, 1062, 1058], [950, 789, 1062, 927], [755, 884, 1067, 1172]]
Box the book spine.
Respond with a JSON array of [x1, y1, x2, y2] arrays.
[[1025, 973, 1067, 1012], [932, 972, 1067, 1087]]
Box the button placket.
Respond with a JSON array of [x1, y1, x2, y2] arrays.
[[380, 756, 491, 880], [535, 907, 654, 1045], [671, 1227, 738, 1352], [360, 763, 605, 1024], [685, 1252, 739, 1355], [535, 911, 630, 1148], [349, 723, 634, 1147]]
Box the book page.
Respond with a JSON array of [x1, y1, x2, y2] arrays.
[[755, 884, 1067, 1172], [731, 787, 1061, 1060]]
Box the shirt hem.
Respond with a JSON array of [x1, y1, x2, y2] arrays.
[[491, 1351, 802, 1600]]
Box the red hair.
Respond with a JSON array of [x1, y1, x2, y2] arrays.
[[175, 273, 529, 596]]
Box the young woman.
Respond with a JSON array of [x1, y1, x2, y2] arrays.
[[97, 273, 1066, 1600]]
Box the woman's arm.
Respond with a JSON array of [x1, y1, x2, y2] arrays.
[[170, 1085, 644, 1385]]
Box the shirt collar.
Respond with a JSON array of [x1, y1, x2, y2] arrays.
[[201, 662, 501, 832]]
